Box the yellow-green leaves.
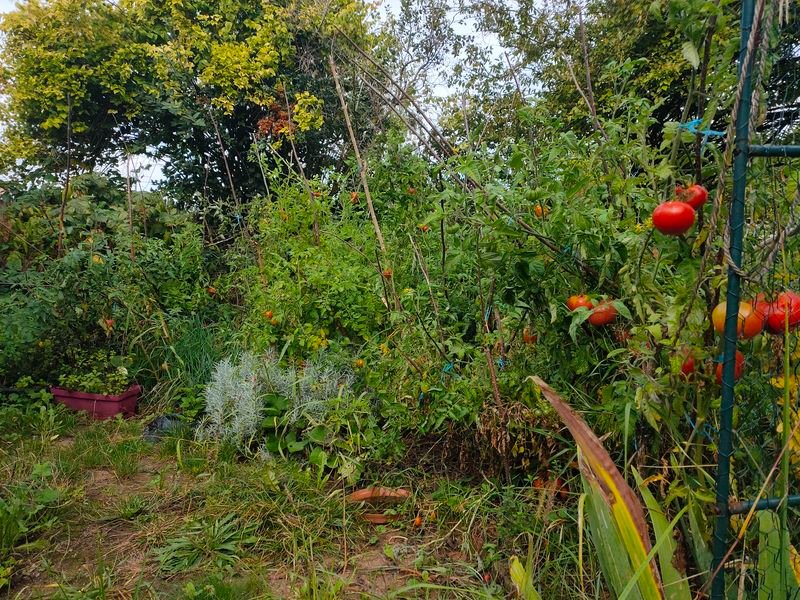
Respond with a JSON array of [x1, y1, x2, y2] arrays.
[[293, 92, 324, 132]]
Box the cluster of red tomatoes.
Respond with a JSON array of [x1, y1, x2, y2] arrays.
[[566, 294, 618, 326], [652, 184, 708, 236], [681, 291, 800, 383]]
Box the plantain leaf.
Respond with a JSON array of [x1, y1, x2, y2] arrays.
[[530, 376, 664, 599]]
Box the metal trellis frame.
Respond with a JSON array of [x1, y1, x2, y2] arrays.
[[711, 1, 800, 598]]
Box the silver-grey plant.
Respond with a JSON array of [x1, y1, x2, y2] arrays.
[[261, 351, 354, 424], [198, 353, 263, 447]]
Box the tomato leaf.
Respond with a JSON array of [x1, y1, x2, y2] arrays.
[[681, 42, 700, 69], [612, 300, 632, 320], [568, 307, 592, 342]]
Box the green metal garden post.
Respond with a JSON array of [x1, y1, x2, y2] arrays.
[[710, 0, 755, 597]]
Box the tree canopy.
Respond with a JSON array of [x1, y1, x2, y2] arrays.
[[0, 0, 382, 202]]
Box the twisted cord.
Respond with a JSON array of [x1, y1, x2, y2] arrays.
[[675, 0, 768, 340]]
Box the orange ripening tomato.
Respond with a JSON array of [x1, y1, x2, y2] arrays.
[[350, 191, 359, 204], [534, 204, 549, 218], [382, 268, 393, 279], [263, 310, 273, 319], [739, 302, 765, 339], [566, 295, 594, 311], [522, 328, 538, 344], [716, 350, 745, 384], [588, 302, 617, 326], [407, 187, 417, 195], [712, 301, 764, 339], [413, 515, 423, 527]]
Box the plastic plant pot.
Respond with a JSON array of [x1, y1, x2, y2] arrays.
[[50, 384, 141, 420]]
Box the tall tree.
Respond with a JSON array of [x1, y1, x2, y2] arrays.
[[0, 0, 383, 204]]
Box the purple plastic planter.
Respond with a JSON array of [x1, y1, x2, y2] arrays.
[[50, 384, 141, 420]]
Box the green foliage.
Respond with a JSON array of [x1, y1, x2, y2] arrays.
[[3, 1, 800, 597], [155, 514, 257, 574], [57, 350, 134, 395], [0, 461, 65, 583], [0, 0, 382, 201]]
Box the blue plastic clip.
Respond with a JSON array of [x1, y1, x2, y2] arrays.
[[678, 118, 726, 148]]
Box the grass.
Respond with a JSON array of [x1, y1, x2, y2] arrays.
[[0, 403, 596, 599]]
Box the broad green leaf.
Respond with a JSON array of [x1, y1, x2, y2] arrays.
[[583, 475, 646, 600], [758, 511, 800, 600], [510, 556, 543, 600]]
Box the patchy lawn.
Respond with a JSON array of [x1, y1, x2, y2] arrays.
[[1, 409, 581, 599]]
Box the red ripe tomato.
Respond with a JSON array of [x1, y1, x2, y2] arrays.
[[680, 354, 696, 378], [652, 201, 696, 236], [522, 328, 538, 344], [715, 350, 745, 384], [766, 291, 800, 334], [677, 184, 709, 209], [754, 293, 773, 322], [588, 302, 617, 326], [567, 295, 594, 311]]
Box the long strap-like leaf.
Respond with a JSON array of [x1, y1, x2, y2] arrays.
[[529, 376, 664, 599]]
